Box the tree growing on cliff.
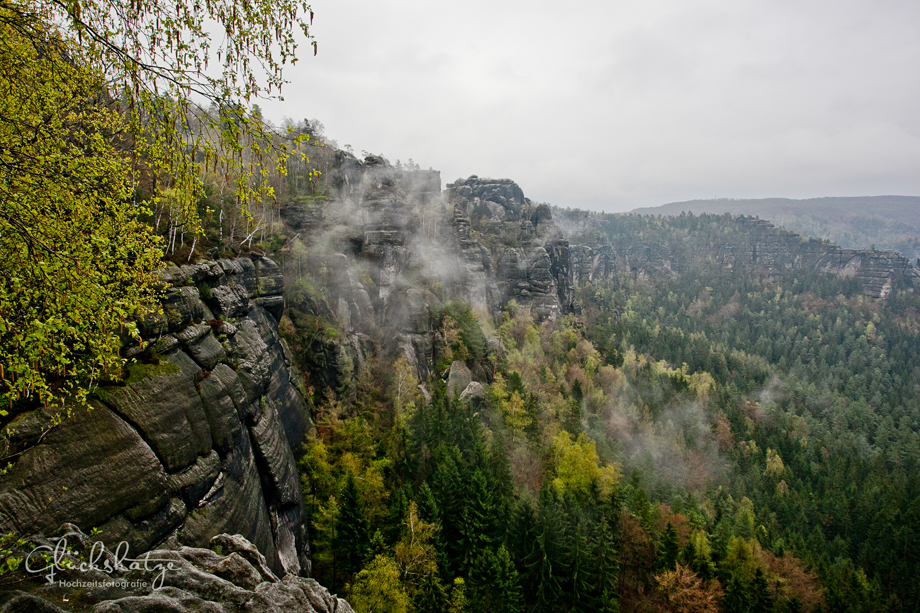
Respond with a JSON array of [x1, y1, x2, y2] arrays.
[[0, 0, 315, 413]]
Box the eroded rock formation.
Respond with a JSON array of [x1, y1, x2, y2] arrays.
[[446, 176, 576, 319], [0, 257, 313, 579]]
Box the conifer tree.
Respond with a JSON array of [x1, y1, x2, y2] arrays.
[[508, 499, 538, 580], [417, 481, 441, 525], [564, 397, 583, 434], [525, 489, 569, 613], [489, 432, 515, 526], [567, 511, 594, 611], [750, 567, 774, 613], [337, 472, 370, 580], [460, 468, 498, 573], [415, 573, 449, 613], [386, 483, 413, 543], [433, 446, 466, 577], [683, 529, 717, 580], [657, 522, 680, 571], [591, 513, 621, 613], [724, 573, 751, 613], [469, 545, 524, 613]]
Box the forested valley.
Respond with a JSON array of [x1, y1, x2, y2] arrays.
[[232, 146, 920, 613]]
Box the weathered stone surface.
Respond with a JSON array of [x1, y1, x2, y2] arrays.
[[209, 284, 251, 319], [279, 202, 324, 233], [235, 307, 310, 449], [386, 287, 428, 333], [460, 381, 485, 400], [0, 405, 168, 538], [226, 314, 272, 400], [175, 322, 210, 344], [95, 497, 186, 554], [197, 367, 245, 454], [163, 287, 211, 332], [208, 364, 252, 425], [101, 350, 212, 473], [180, 426, 278, 572], [135, 307, 169, 337], [250, 399, 301, 507], [0, 592, 67, 613], [447, 361, 472, 397], [167, 450, 220, 508], [446, 177, 579, 320], [211, 533, 279, 583], [184, 333, 227, 371], [0, 257, 313, 589], [178, 547, 263, 591], [254, 295, 285, 320]]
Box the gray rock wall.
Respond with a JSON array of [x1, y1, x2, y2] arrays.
[[446, 177, 577, 320], [0, 256, 313, 578]]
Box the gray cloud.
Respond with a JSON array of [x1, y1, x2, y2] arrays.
[[259, 0, 920, 211]]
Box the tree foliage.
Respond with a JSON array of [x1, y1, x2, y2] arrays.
[[0, 10, 161, 411], [0, 0, 315, 413]]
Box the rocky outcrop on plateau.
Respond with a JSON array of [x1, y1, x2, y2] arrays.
[[446, 176, 576, 319], [558, 211, 917, 299], [730, 217, 917, 298], [0, 256, 314, 579]]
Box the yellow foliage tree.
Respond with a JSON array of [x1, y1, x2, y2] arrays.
[[347, 555, 410, 613], [0, 13, 161, 412], [393, 502, 439, 592], [0, 0, 315, 412], [549, 431, 621, 499]]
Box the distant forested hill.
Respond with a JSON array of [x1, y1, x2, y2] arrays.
[[631, 196, 920, 262]]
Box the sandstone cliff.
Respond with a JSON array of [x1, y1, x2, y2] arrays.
[[0, 256, 314, 580]]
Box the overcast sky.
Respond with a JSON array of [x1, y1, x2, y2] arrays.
[[257, 0, 920, 212]]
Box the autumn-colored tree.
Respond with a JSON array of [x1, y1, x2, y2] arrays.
[[655, 563, 723, 613], [618, 513, 657, 610], [762, 551, 826, 612]]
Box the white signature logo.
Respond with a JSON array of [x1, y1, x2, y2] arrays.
[[25, 538, 178, 589]]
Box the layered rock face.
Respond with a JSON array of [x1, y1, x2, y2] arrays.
[[0, 526, 353, 613], [0, 257, 313, 579], [731, 217, 917, 298], [280, 156, 446, 382], [447, 177, 576, 319]]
